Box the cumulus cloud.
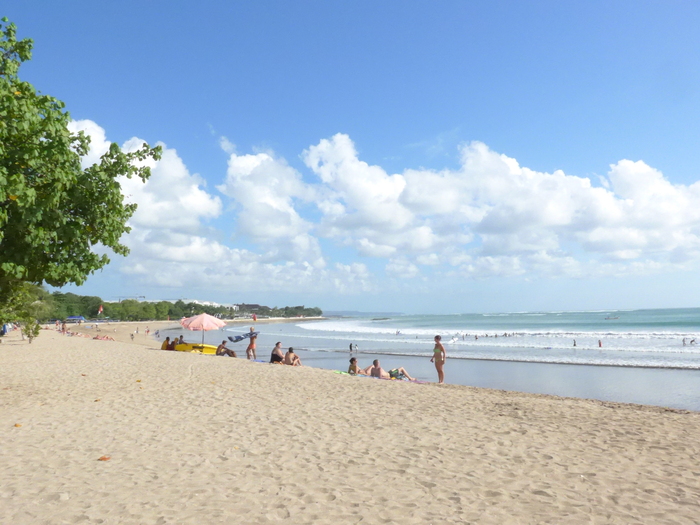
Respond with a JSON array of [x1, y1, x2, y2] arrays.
[[217, 148, 324, 266], [70, 120, 700, 297], [298, 134, 700, 280], [68, 121, 366, 296]]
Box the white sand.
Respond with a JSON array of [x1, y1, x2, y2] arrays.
[[2, 328, 700, 524]]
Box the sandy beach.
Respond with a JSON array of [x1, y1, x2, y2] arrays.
[[2, 328, 700, 524]]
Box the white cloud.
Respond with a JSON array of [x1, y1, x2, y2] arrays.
[[386, 258, 420, 279], [300, 135, 700, 280], [68, 119, 111, 168], [69, 121, 700, 298], [217, 148, 323, 266]]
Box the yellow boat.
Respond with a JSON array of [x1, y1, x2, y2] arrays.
[[174, 343, 218, 355]]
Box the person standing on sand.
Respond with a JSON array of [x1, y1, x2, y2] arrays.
[[246, 327, 257, 360], [431, 335, 446, 383]]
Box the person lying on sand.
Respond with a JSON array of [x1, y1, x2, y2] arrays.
[[216, 340, 237, 357], [367, 359, 415, 381], [270, 342, 285, 364], [284, 347, 302, 366], [348, 357, 369, 375]]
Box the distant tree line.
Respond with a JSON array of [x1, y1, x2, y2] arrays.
[[31, 291, 323, 322]]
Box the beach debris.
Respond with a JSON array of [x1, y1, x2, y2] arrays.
[[136, 379, 141, 382], [97, 455, 111, 461], [14, 423, 21, 427], [94, 399, 100, 402], [81, 374, 87, 376]]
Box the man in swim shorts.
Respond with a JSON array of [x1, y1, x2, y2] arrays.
[[367, 359, 415, 381], [246, 327, 257, 360]]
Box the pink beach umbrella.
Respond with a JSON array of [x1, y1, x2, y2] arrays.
[[180, 313, 227, 345]]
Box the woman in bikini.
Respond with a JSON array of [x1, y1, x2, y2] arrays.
[[430, 335, 446, 383]]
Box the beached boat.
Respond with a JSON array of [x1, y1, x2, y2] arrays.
[[174, 343, 217, 355]]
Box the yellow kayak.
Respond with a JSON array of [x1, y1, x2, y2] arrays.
[[174, 343, 218, 355]]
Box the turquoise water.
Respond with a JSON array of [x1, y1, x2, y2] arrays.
[[162, 308, 700, 410], [286, 308, 700, 369]]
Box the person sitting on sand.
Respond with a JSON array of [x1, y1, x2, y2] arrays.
[[216, 340, 237, 357], [167, 338, 176, 350], [246, 327, 257, 360], [270, 342, 285, 364], [284, 347, 301, 366], [368, 359, 415, 381], [348, 357, 369, 375], [161, 337, 170, 350], [178, 335, 185, 345]]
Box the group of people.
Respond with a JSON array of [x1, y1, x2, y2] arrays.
[[269, 342, 302, 366], [348, 358, 415, 381], [158, 329, 447, 383], [347, 335, 446, 383], [161, 335, 186, 350]]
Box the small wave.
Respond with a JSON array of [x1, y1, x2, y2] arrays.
[[299, 347, 700, 370]]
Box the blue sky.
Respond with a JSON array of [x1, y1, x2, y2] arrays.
[[7, 1, 700, 313]]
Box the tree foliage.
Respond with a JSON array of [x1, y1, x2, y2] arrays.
[[6, 290, 324, 323], [0, 18, 161, 328], [0, 282, 52, 342]]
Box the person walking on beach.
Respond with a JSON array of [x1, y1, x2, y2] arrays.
[[246, 327, 257, 360], [431, 335, 446, 383]]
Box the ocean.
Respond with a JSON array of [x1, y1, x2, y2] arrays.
[[165, 308, 700, 411]]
